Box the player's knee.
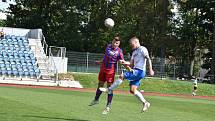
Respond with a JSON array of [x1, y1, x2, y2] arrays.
[[107, 83, 112, 87], [119, 74, 124, 80], [130, 90, 134, 94], [108, 90, 113, 94], [98, 82, 104, 87]]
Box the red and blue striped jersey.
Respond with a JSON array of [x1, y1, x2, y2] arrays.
[[101, 44, 124, 74]]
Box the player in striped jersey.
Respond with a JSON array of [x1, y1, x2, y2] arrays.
[[89, 36, 124, 114]]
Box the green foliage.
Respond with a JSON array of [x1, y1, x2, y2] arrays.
[[171, 0, 215, 75], [0, 19, 6, 26], [5, 0, 214, 77], [5, 0, 173, 55]]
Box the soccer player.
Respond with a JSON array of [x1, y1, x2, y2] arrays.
[[192, 79, 198, 96], [0, 29, 4, 39], [89, 36, 124, 115], [100, 36, 154, 112]]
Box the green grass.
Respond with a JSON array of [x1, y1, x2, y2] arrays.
[[0, 86, 215, 121], [72, 72, 215, 96]]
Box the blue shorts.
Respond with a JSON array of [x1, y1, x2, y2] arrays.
[[123, 68, 145, 86]]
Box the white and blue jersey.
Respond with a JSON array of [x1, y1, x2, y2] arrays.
[[124, 46, 149, 86]]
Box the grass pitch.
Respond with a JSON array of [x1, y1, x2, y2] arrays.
[[0, 86, 215, 121]]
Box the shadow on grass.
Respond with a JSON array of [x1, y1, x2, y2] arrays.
[[23, 115, 90, 121]]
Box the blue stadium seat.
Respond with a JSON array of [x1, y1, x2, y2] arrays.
[[2, 51, 7, 56], [7, 39, 12, 42], [12, 68, 18, 76], [26, 59, 32, 63], [6, 67, 12, 75], [0, 62, 5, 68], [13, 52, 19, 57], [3, 56, 9, 62], [20, 47, 25, 51], [4, 45, 9, 50], [24, 53, 30, 58], [28, 68, 35, 77], [5, 35, 10, 39], [5, 62, 10, 68], [23, 68, 29, 77], [1, 67, 7, 75], [16, 64, 21, 68], [14, 41, 18, 45], [12, 38, 18, 42], [29, 53, 34, 57], [15, 58, 20, 63], [11, 35, 16, 39], [18, 68, 23, 77], [0, 35, 40, 79], [31, 59, 36, 64], [8, 51, 13, 56], [21, 37, 26, 40], [16, 36, 21, 40], [35, 69, 40, 77]]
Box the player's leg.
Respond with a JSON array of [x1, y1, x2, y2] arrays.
[[128, 69, 150, 112], [106, 75, 115, 107], [130, 84, 147, 103], [108, 69, 141, 90], [102, 74, 114, 114], [89, 71, 105, 106], [130, 83, 150, 112], [99, 69, 139, 92], [99, 73, 124, 92], [192, 86, 197, 96], [95, 81, 105, 100]]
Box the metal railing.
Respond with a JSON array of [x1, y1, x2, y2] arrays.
[[66, 51, 181, 78], [48, 49, 58, 82], [40, 35, 58, 81], [49, 46, 66, 59]]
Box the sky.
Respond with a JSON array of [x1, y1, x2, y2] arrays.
[[0, 0, 16, 20]]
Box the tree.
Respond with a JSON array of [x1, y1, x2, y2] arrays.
[[172, 0, 215, 76]]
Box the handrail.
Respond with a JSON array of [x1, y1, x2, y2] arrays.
[[40, 34, 58, 82], [49, 46, 66, 59], [49, 47, 58, 82]]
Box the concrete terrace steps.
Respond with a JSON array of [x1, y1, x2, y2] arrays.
[[28, 38, 54, 80]]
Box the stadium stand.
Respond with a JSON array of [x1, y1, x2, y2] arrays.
[[0, 27, 67, 84], [0, 35, 40, 80]]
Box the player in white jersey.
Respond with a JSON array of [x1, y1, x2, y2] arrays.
[[100, 36, 154, 113]]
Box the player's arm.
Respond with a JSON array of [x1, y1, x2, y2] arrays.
[[146, 55, 154, 76], [119, 59, 133, 71]]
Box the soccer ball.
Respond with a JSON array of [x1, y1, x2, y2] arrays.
[[104, 18, 115, 28]]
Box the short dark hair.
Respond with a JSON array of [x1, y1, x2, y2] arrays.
[[114, 36, 121, 41]]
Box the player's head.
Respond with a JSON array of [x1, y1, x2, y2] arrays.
[[129, 36, 140, 50], [112, 36, 121, 48]]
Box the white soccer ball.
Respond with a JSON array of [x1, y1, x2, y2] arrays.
[[104, 18, 115, 28]]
